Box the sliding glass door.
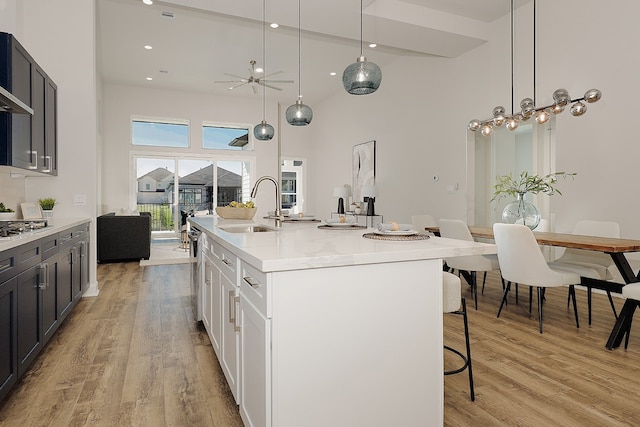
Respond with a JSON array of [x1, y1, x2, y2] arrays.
[[134, 155, 253, 237]]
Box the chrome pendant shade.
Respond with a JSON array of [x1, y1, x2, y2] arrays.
[[254, 0, 274, 141], [342, 0, 381, 95], [286, 0, 313, 126]]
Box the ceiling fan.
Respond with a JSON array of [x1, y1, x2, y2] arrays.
[[214, 60, 294, 94]]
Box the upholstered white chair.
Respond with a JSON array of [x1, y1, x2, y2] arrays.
[[620, 284, 640, 349], [442, 271, 474, 401], [493, 223, 582, 333], [411, 214, 437, 235], [548, 220, 620, 324], [440, 219, 500, 309]]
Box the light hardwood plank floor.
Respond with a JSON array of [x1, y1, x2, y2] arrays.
[[0, 264, 639, 426]]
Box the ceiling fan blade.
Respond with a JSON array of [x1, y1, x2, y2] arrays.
[[252, 85, 258, 95], [229, 82, 249, 90], [262, 70, 283, 79], [214, 80, 245, 84], [224, 72, 248, 81], [262, 79, 294, 84], [260, 82, 283, 91]]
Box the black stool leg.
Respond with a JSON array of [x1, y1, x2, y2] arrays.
[[461, 297, 475, 401]]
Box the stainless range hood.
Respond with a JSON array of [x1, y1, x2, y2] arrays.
[[0, 85, 33, 115]]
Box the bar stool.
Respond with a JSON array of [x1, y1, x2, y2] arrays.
[[443, 271, 474, 401]]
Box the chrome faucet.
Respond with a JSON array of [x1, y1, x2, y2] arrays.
[[251, 176, 282, 227]]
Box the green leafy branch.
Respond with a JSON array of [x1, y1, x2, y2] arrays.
[[491, 171, 576, 202]]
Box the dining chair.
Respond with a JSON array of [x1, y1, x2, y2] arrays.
[[442, 271, 474, 401], [620, 284, 640, 349], [548, 220, 620, 324], [493, 223, 581, 333], [439, 219, 500, 309], [411, 214, 437, 235]]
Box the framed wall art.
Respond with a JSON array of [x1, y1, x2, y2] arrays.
[[352, 140, 376, 202], [21, 202, 41, 220]]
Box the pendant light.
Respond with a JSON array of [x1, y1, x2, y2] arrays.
[[285, 0, 313, 126], [342, 0, 382, 95], [468, 0, 601, 135], [254, 0, 275, 141]]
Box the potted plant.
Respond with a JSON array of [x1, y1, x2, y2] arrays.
[[0, 202, 16, 220], [38, 197, 57, 219], [491, 171, 576, 229]]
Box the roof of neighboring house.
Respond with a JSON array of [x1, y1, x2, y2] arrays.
[[179, 164, 241, 187], [139, 167, 173, 182]]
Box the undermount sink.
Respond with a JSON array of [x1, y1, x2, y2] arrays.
[[221, 225, 278, 233]]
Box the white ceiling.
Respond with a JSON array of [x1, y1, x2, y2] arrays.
[[97, 0, 528, 104]]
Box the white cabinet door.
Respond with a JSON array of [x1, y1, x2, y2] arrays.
[[203, 253, 222, 355], [239, 297, 271, 427], [221, 270, 239, 402]]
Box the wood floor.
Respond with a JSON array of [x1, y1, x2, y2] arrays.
[[0, 264, 639, 426]]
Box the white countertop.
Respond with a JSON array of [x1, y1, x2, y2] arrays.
[[0, 217, 91, 252], [189, 215, 496, 272]]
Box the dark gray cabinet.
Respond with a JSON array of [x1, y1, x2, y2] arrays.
[[0, 32, 57, 175], [0, 221, 90, 402]]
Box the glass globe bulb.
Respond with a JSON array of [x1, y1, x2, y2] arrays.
[[468, 119, 481, 131], [253, 121, 275, 140], [551, 104, 565, 114], [584, 88, 602, 103], [505, 117, 519, 131], [285, 99, 313, 126], [553, 89, 571, 106], [535, 110, 550, 124], [493, 114, 506, 127], [342, 56, 382, 95], [570, 101, 587, 116], [492, 106, 506, 116], [480, 124, 493, 136], [520, 98, 534, 109], [521, 105, 534, 119]]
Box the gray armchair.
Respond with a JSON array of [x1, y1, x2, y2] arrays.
[[97, 212, 151, 262]]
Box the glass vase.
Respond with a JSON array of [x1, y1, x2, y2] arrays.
[[502, 192, 540, 230]]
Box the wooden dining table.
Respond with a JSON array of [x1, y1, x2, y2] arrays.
[[426, 225, 640, 349]]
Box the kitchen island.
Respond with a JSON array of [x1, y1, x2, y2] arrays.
[[189, 216, 496, 427]]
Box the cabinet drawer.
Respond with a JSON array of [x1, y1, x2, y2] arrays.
[[41, 232, 59, 261], [201, 234, 214, 259], [239, 261, 270, 318], [0, 248, 17, 284], [214, 244, 238, 279]]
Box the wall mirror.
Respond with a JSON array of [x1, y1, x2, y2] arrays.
[[466, 117, 556, 228]]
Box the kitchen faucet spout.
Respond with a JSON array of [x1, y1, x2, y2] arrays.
[[251, 176, 282, 227]]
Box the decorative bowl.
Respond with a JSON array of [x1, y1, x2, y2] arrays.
[[215, 206, 257, 220]]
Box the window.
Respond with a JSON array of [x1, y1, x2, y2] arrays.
[[203, 123, 252, 151], [132, 118, 189, 148]]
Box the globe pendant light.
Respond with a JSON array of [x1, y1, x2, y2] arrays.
[[254, 0, 274, 141], [342, 0, 382, 95], [286, 0, 313, 126]]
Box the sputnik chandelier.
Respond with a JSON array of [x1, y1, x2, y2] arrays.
[[468, 88, 602, 136], [468, 0, 601, 137]]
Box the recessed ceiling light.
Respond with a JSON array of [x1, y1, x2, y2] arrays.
[[143, 0, 153, 5], [255, 67, 264, 74], [329, 72, 337, 76], [369, 43, 377, 48], [146, 77, 153, 81], [144, 45, 152, 50], [270, 23, 279, 28]]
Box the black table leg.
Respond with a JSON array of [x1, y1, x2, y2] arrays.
[[606, 300, 637, 349]]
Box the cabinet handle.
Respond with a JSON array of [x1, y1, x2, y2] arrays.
[[234, 296, 241, 332], [38, 263, 48, 289], [0, 263, 11, 272], [222, 257, 234, 267], [42, 155, 52, 173], [28, 150, 38, 169], [243, 276, 261, 288], [228, 290, 236, 324]]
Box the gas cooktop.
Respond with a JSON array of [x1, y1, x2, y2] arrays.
[[0, 219, 50, 239]]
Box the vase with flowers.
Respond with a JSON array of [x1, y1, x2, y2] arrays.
[[491, 171, 576, 229]]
